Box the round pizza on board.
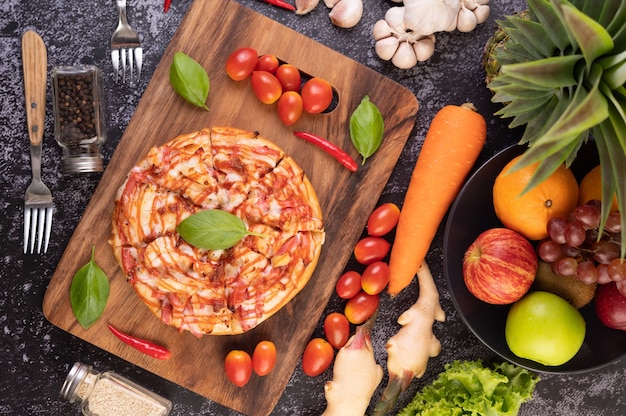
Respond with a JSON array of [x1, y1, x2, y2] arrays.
[[109, 127, 325, 336]]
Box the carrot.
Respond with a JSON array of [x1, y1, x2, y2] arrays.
[[388, 103, 487, 296]]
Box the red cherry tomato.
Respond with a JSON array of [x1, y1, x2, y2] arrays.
[[323, 312, 351, 349], [301, 77, 333, 114], [276, 91, 303, 126], [252, 340, 277, 376], [335, 271, 362, 299], [344, 291, 379, 324], [361, 261, 390, 295], [354, 236, 391, 265], [224, 350, 252, 387], [367, 203, 401, 236], [301, 338, 334, 376], [275, 64, 301, 92], [255, 54, 279, 74], [225, 47, 258, 81], [251, 71, 283, 104]]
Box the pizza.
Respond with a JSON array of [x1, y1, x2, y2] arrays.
[[109, 127, 325, 336]]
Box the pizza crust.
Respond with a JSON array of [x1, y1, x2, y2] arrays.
[[109, 127, 325, 336]]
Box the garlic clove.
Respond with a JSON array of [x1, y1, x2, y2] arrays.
[[375, 36, 400, 61], [373, 19, 394, 41], [296, 0, 320, 15], [391, 41, 418, 69], [462, 0, 477, 10], [328, 0, 363, 28], [456, 7, 477, 32], [403, 0, 460, 35], [412, 35, 436, 62], [384, 7, 407, 34], [474, 5, 490, 24], [323, 0, 339, 7]]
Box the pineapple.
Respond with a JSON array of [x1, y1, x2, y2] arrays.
[[483, 0, 626, 257]]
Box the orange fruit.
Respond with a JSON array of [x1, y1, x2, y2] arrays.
[[493, 155, 579, 241], [579, 165, 618, 211]]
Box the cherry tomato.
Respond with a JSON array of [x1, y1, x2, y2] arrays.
[[324, 312, 351, 349], [301, 77, 333, 114], [344, 291, 379, 324], [252, 340, 277, 376], [335, 270, 362, 299], [276, 91, 303, 126], [225, 47, 258, 81], [224, 350, 252, 387], [367, 203, 401, 237], [255, 54, 279, 74], [301, 338, 334, 376], [361, 261, 390, 295], [275, 64, 301, 92], [251, 71, 283, 104], [354, 236, 391, 265]]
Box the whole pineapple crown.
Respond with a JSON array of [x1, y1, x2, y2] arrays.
[[486, 0, 626, 257]]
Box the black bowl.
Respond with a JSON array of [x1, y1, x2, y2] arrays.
[[443, 143, 626, 374]]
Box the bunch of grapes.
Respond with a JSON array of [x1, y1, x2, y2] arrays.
[[537, 200, 625, 295]]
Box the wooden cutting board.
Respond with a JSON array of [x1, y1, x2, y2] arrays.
[[43, 0, 418, 414]]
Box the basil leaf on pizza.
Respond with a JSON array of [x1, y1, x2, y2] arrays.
[[177, 209, 265, 250], [70, 246, 110, 329]]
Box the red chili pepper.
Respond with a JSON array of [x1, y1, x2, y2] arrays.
[[163, 0, 172, 12], [263, 0, 296, 11], [107, 324, 172, 360], [293, 131, 359, 172]]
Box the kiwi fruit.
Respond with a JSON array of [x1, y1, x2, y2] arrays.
[[532, 260, 597, 309]]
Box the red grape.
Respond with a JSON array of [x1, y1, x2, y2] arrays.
[[547, 217, 568, 244], [605, 212, 622, 234], [564, 222, 586, 247], [607, 258, 626, 282], [593, 241, 620, 264], [576, 260, 598, 284], [537, 239, 563, 262], [597, 264, 612, 284], [573, 204, 601, 229], [553, 257, 578, 277]]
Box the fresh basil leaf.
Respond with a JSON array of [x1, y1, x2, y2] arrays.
[[350, 95, 384, 164], [70, 246, 110, 329], [169, 51, 210, 110], [177, 209, 266, 250]]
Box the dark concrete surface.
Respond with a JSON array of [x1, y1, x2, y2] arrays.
[[1, 0, 624, 414]]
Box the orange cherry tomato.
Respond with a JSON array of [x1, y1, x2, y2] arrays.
[[225, 47, 258, 81], [344, 291, 379, 324], [301, 338, 334, 376], [354, 236, 391, 265], [336, 270, 362, 299], [224, 350, 252, 387], [275, 64, 301, 92], [252, 340, 277, 376], [255, 54, 279, 74], [301, 77, 333, 114], [361, 261, 390, 295], [251, 71, 283, 104], [367, 203, 401, 236], [276, 91, 304, 126], [324, 312, 351, 349]]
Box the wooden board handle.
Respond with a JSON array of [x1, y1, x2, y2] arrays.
[[22, 30, 48, 146]]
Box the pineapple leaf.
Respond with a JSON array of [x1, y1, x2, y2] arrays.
[[509, 19, 556, 58], [494, 95, 553, 117], [527, 0, 571, 50], [560, 2, 614, 68], [603, 58, 626, 89], [518, 95, 565, 144], [499, 56, 581, 88], [605, 0, 626, 36]]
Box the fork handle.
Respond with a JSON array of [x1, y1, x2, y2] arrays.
[[22, 31, 48, 147]]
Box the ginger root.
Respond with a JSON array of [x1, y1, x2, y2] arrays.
[[322, 317, 383, 416], [373, 261, 446, 415]]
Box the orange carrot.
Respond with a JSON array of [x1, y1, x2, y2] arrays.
[[388, 103, 487, 296]]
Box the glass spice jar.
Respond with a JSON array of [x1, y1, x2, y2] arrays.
[[60, 362, 172, 416], [52, 65, 107, 173]]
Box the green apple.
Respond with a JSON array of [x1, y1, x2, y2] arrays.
[[505, 291, 586, 366]]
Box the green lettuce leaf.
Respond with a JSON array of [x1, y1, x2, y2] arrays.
[[398, 360, 539, 416]]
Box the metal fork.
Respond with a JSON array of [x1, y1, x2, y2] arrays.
[[111, 0, 143, 83], [22, 31, 53, 254]]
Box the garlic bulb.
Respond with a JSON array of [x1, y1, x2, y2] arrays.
[[328, 0, 363, 28]]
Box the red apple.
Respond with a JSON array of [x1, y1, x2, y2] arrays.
[[595, 281, 626, 331], [463, 228, 537, 304]]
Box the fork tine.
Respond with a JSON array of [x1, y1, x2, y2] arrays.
[[128, 49, 134, 84], [134, 47, 143, 81], [30, 208, 38, 253], [36, 207, 46, 253], [23, 208, 31, 254], [121, 49, 127, 82], [42, 207, 53, 253], [111, 49, 120, 82]]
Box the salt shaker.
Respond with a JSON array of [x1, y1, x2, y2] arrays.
[[60, 362, 172, 416], [51, 65, 107, 173]]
